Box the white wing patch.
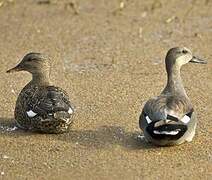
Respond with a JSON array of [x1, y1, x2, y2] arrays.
[[146, 116, 152, 124], [181, 115, 190, 124], [26, 110, 37, 117], [153, 130, 179, 135], [68, 107, 74, 114]]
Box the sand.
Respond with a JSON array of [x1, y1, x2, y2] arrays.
[[0, 0, 212, 179]]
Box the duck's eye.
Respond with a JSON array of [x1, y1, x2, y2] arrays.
[[182, 49, 188, 54], [27, 58, 36, 62]]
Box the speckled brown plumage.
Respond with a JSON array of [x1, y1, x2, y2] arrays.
[[7, 52, 74, 133]]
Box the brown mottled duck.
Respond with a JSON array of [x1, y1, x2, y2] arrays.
[[7, 53, 74, 133]]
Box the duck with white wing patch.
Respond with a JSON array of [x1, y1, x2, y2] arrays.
[[139, 47, 207, 146], [7, 53, 74, 133]]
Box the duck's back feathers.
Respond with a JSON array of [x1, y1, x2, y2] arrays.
[[142, 94, 193, 122], [139, 94, 196, 145], [15, 84, 74, 133], [29, 86, 73, 116]]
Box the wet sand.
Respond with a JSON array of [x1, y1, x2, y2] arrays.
[[0, 0, 212, 179]]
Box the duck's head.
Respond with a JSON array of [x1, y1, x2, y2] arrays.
[[165, 47, 207, 71], [7, 52, 50, 74]]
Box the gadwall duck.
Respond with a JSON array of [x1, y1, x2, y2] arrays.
[[7, 53, 74, 133], [139, 47, 207, 146]]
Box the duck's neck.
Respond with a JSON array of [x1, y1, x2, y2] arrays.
[[31, 71, 51, 86], [162, 65, 187, 97]]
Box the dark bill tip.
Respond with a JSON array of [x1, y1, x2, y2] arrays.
[[6, 65, 22, 73], [189, 56, 207, 64]]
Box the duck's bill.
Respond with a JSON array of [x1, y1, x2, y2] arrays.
[[6, 65, 23, 73], [189, 56, 207, 64]]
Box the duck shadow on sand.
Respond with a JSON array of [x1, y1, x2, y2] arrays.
[[0, 117, 33, 135], [0, 117, 157, 150], [56, 125, 157, 150]]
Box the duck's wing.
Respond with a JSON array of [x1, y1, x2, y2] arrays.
[[142, 96, 167, 121], [142, 95, 193, 122], [26, 86, 74, 117], [165, 95, 193, 122]]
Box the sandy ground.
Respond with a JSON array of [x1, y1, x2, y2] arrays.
[[0, 0, 212, 179]]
